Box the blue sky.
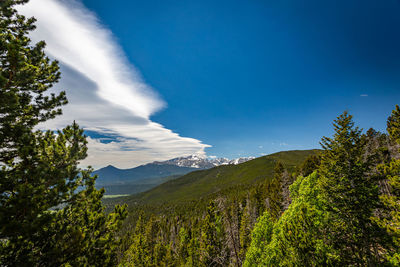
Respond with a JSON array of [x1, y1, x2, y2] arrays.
[[20, 0, 400, 168]]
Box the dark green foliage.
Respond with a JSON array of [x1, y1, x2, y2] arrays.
[[110, 149, 320, 207], [0, 0, 66, 163], [372, 105, 400, 265], [299, 154, 321, 177], [238, 202, 251, 263], [117, 155, 302, 266], [116, 106, 400, 266], [199, 201, 229, 266], [317, 112, 385, 265], [245, 110, 400, 266], [116, 110, 400, 266], [2, 1, 398, 266], [0, 1, 126, 265], [388, 105, 400, 140], [269, 161, 284, 218]]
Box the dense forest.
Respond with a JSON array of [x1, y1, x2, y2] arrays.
[[112, 112, 400, 266], [1, 0, 400, 266]]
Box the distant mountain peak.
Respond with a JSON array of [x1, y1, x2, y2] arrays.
[[153, 155, 255, 169], [104, 164, 118, 169]]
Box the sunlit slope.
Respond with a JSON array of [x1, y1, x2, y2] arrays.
[[126, 149, 320, 204]]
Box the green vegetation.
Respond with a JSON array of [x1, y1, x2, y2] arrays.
[[119, 149, 319, 205], [1, 1, 400, 266], [0, 1, 126, 265], [112, 108, 400, 266], [373, 105, 400, 265], [244, 110, 400, 266], [108, 150, 319, 266]]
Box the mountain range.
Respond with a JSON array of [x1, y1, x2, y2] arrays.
[[105, 149, 320, 206], [94, 155, 254, 195], [153, 154, 255, 169]]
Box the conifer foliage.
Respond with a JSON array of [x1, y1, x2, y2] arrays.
[[2, 2, 399, 266], [245, 110, 400, 266], [318, 112, 384, 265], [0, 1, 126, 265], [373, 105, 400, 265]]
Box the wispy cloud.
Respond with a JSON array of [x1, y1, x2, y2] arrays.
[[360, 94, 368, 97], [18, 0, 210, 169]]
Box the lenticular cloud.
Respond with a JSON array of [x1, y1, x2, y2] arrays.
[[17, 0, 210, 169], [19, 0, 163, 118]]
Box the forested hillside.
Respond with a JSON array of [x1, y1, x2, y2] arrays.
[[109, 149, 319, 206], [114, 110, 400, 266], [111, 149, 320, 265]]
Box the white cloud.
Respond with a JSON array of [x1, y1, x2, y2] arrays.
[[18, 0, 210, 169], [360, 94, 368, 97]]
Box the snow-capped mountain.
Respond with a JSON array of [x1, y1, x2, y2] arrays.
[[153, 155, 255, 169]]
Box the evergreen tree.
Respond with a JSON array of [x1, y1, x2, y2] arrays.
[[245, 172, 331, 266], [187, 225, 202, 266], [123, 216, 146, 266], [299, 154, 321, 177], [243, 211, 274, 266], [0, 1, 126, 265], [373, 105, 400, 265], [199, 201, 228, 266], [268, 161, 284, 218], [244, 111, 393, 266], [238, 202, 251, 263], [153, 241, 168, 266], [318, 112, 384, 265], [178, 226, 190, 265]]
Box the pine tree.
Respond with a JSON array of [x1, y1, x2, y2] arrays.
[[178, 226, 190, 265], [243, 211, 274, 266], [187, 224, 201, 266], [269, 161, 284, 218], [245, 171, 331, 266], [299, 154, 321, 177], [244, 111, 393, 266], [373, 105, 400, 265], [153, 241, 167, 266], [124, 216, 146, 266], [238, 202, 251, 263], [199, 201, 228, 266], [318, 111, 385, 265], [0, 1, 126, 265]]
